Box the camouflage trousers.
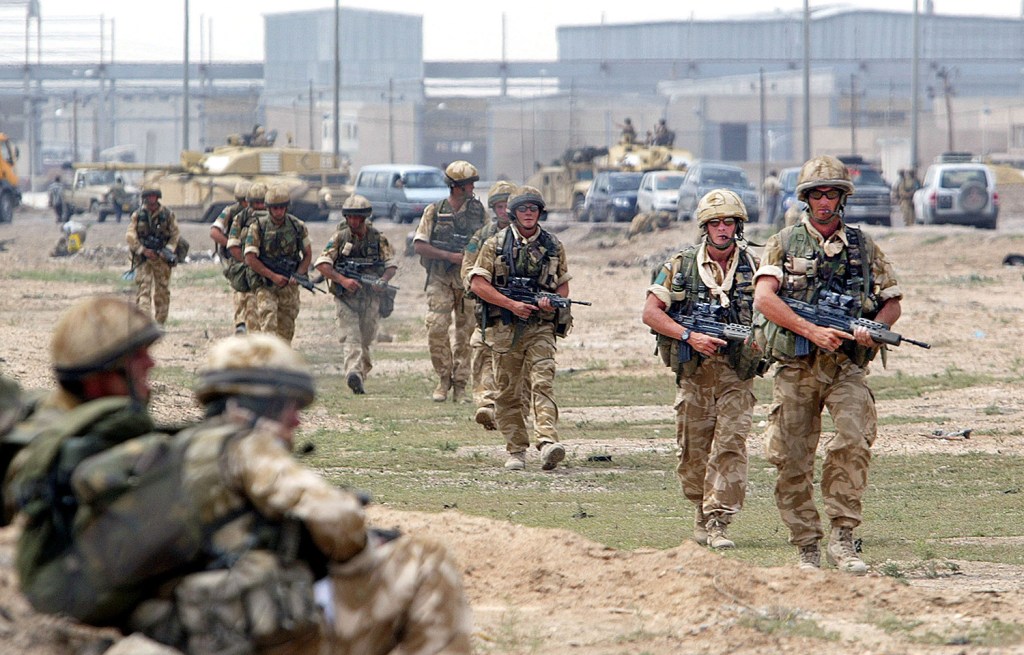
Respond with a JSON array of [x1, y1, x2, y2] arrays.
[[765, 352, 876, 546], [233, 290, 255, 330], [675, 356, 755, 525], [334, 295, 380, 381], [253, 284, 301, 344], [325, 535, 473, 655], [135, 258, 172, 325], [424, 279, 474, 388], [900, 199, 915, 227], [471, 325, 531, 414], [488, 321, 558, 453]]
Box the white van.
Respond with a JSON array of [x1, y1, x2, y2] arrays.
[[353, 164, 449, 223]]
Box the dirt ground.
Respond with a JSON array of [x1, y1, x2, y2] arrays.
[[3, 190, 1024, 654]]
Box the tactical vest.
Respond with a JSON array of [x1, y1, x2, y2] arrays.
[[329, 225, 386, 295], [423, 197, 486, 276], [134, 206, 175, 251], [654, 245, 762, 379], [754, 222, 879, 365], [252, 212, 305, 284]]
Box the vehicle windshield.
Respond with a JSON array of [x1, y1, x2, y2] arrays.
[[82, 170, 116, 185], [654, 174, 685, 190], [609, 173, 643, 192], [940, 169, 987, 188], [703, 167, 748, 187], [403, 170, 446, 189], [849, 168, 886, 186]]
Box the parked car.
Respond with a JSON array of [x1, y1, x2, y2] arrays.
[[837, 155, 893, 226], [353, 164, 449, 223], [580, 171, 644, 222], [913, 161, 999, 229], [676, 162, 759, 222], [637, 170, 686, 214]]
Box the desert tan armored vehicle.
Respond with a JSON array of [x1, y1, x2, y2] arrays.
[[527, 142, 692, 219]]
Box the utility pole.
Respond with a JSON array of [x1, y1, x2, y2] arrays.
[[936, 65, 956, 151], [183, 0, 190, 151], [849, 73, 858, 154], [802, 0, 811, 160], [308, 80, 315, 150], [387, 78, 395, 164], [759, 67, 767, 188], [333, 0, 341, 161], [911, 0, 920, 170]]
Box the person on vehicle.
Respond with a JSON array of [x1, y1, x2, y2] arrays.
[[413, 160, 486, 402], [752, 154, 903, 574], [618, 117, 637, 146], [126, 184, 180, 325], [243, 184, 313, 344], [468, 186, 573, 472], [643, 189, 763, 550], [315, 194, 398, 395]]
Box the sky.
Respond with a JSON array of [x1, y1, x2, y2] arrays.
[[14, 0, 1024, 63]]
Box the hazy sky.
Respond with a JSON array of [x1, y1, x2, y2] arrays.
[[22, 0, 1024, 62]]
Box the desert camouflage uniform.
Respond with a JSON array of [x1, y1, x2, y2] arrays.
[[628, 211, 673, 239], [462, 219, 502, 413], [754, 213, 902, 546], [648, 242, 759, 527], [244, 211, 310, 343], [414, 197, 486, 396], [214, 200, 253, 328], [126, 204, 179, 325], [315, 225, 397, 384], [468, 224, 571, 455]]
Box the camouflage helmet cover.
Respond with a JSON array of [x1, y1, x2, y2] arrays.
[[265, 185, 291, 206], [507, 185, 546, 215], [246, 182, 269, 203], [444, 160, 479, 187], [51, 296, 162, 379], [195, 333, 315, 408], [341, 194, 373, 217], [487, 180, 517, 208], [141, 182, 162, 199], [696, 189, 749, 227], [233, 181, 252, 201], [796, 155, 854, 202]]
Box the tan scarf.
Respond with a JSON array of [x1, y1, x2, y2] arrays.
[[696, 239, 740, 308]]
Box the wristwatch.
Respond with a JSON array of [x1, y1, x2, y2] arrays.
[[680, 328, 691, 342]]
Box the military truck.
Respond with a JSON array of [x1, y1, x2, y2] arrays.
[[0, 133, 21, 224], [60, 166, 138, 222], [526, 142, 692, 219]]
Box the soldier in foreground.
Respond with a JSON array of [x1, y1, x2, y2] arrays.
[[643, 190, 762, 550], [753, 155, 903, 574], [413, 161, 487, 402], [315, 195, 398, 395], [126, 185, 180, 325], [210, 180, 251, 333], [468, 186, 573, 472], [244, 184, 313, 344]]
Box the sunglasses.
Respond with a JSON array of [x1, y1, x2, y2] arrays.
[[267, 203, 289, 210], [517, 204, 541, 213], [705, 218, 737, 227], [807, 189, 842, 200]]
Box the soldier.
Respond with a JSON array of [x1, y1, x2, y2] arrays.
[[51, 219, 87, 257], [126, 184, 180, 325], [753, 155, 903, 574], [462, 180, 517, 429], [226, 181, 268, 334], [895, 168, 921, 226], [243, 184, 313, 344], [315, 194, 398, 395], [762, 169, 782, 230], [111, 175, 128, 223], [468, 186, 572, 472], [413, 160, 487, 402], [643, 189, 763, 550], [211, 180, 251, 333], [4, 296, 163, 622], [618, 117, 637, 145]]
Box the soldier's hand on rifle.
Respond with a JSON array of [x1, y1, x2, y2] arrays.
[[274, 272, 292, 288], [142, 248, 158, 261], [340, 276, 361, 292], [689, 332, 728, 358], [851, 324, 876, 348], [509, 299, 539, 320], [808, 324, 852, 353], [536, 295, 556, 312]]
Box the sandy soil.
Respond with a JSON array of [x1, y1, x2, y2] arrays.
[[3, 193, 1024, 654]]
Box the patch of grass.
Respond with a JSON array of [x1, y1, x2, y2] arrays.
[[940, 273, 999, 287], [10, 268, 129, 286], [867, 368, 1006, 401], [739, 606, 838, 641]]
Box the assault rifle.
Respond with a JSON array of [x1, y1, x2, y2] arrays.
[[292, 273, 326, 294], [140, 235, 177, 265], [784, 291, 931, 356], [666, 302, 751, 364], [495, 276, 592, 310], [334, 261, 399, 297], [431, 232, 472, 254]]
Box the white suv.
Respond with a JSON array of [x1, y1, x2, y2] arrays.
[[913, 161, 999, 229], [637, 170, 685, 214]]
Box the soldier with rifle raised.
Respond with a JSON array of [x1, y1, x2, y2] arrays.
[[315, 194, 398, 395], [643, 189, 764, 551], [243, 184, 312, 344], [125, 183, 180, 325]]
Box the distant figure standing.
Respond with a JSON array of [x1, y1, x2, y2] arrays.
[[47, 176, 65, 223], [111, 176, 127, 223], [762, 170, 782, 230], [895, 169, 921, 226], [653, 118, 674, 146], [618, 117, 637, 146]]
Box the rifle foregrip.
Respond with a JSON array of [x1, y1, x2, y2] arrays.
[[678, 340, 693, 364]]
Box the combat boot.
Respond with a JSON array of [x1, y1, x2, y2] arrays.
[[347, 372, 365, 395], [827, 525, 868, 575], [451, 383, 471, 404], [798, 543, 821, 570], [540, 442, 566, 471], [504, 451, 526, 471], [475, 406, 497, 430], [705, 518, 735, 550], [431, 378, 451, 402], [693, 508, 708, 546]]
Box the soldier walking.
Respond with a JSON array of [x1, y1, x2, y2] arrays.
[[243, 185, 312, 344], [753, 155, 904, 574], [226, 182, 267, 334], [413, 161, 487, 402], [125, 184, 180, 325], [315, 195, 398, 395], [210, 181, 251, 333], [643, 189, 763, 550]]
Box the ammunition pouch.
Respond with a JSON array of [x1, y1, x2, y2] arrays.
[[554, 306, 573, 339], [378, 291, 395, 319], [223, 260, 251, 293]]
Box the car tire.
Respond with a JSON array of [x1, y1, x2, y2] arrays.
[[389, 205, 401, 223], [959, 181, 989, 215], [607, 207, 617, 223], [572, 195, 586, 221], [0, 192, 13, 223]]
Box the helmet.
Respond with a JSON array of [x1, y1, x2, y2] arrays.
[[141, 183, 162, 199], [695, 189, 749, 227], [247, 182, 269, 204], [233, 181, 252, 201], [265, 185, 291, 207], [795, 155, 854, 202], [487, 180, 516, 208], [507, 185, 545, 215], [51, 296, 162, 380], [195, 334, 315, 408], [341, 194, 373, 217], [444, 161, 479, 187]]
